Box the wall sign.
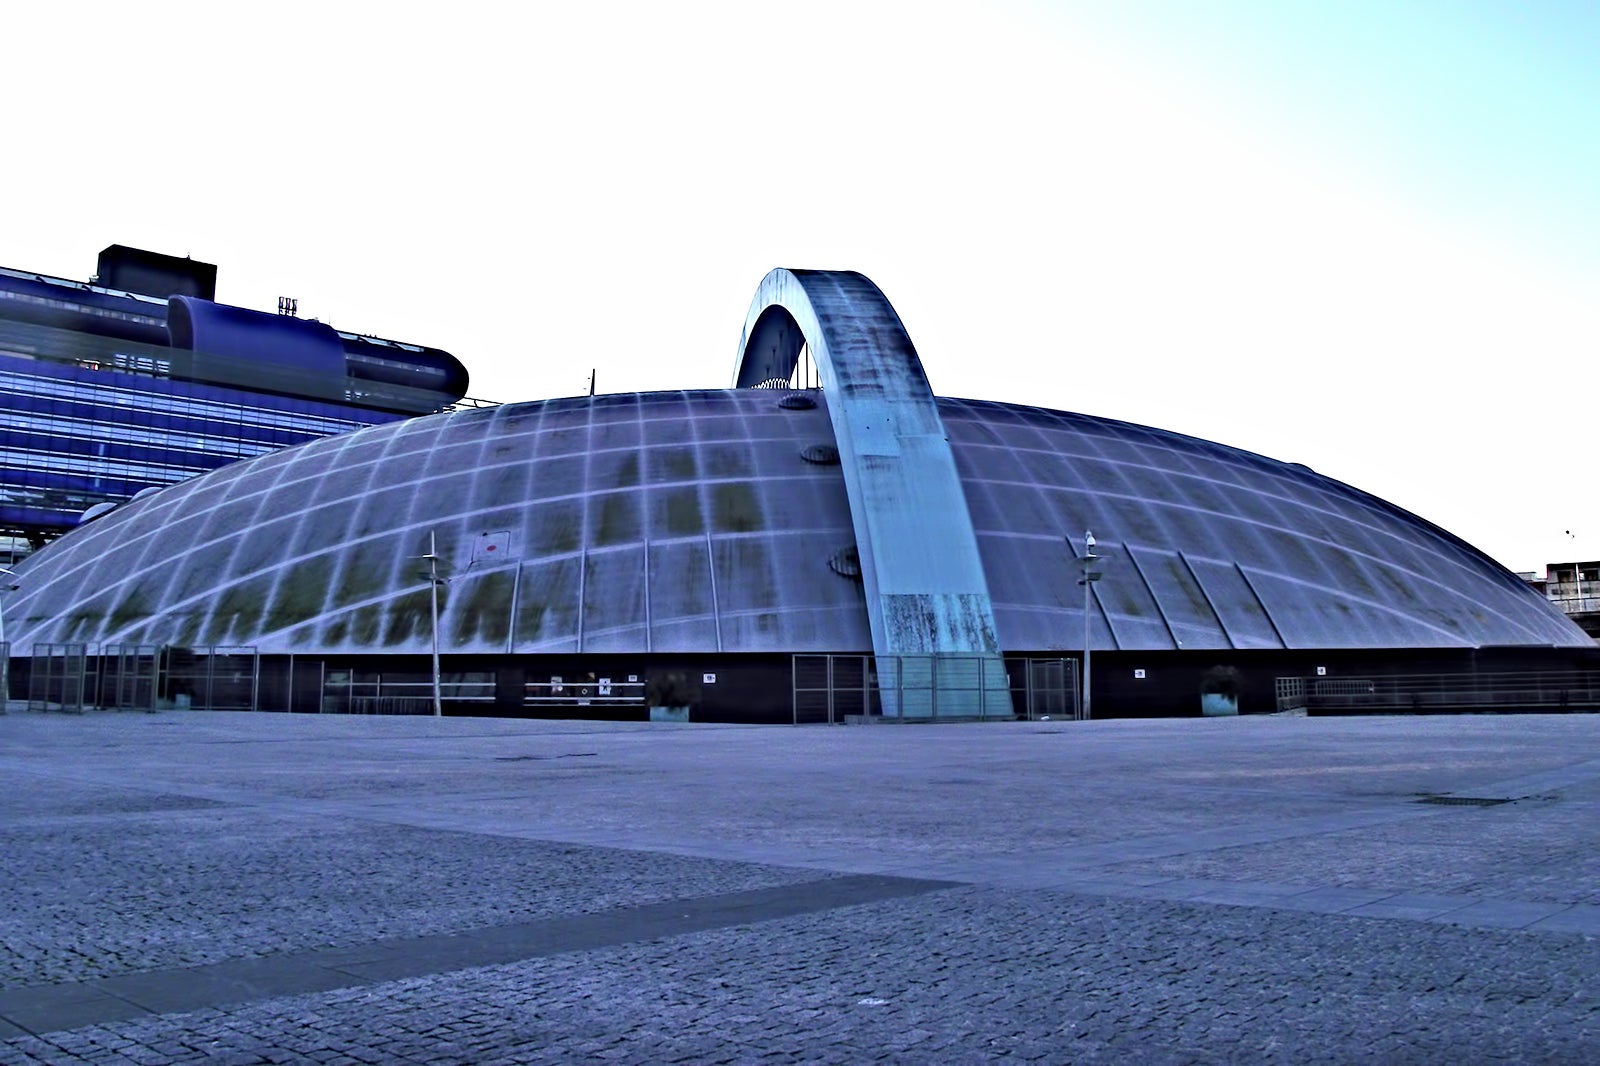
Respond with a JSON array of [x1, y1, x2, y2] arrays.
[[703, 673, 716, 684], [1133, 669, 1146, 679]]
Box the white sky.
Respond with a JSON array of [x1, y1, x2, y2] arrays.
[[6, 1, 1595, 574]]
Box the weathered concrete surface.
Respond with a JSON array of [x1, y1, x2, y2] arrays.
[[3, 710, 1600, 1062]]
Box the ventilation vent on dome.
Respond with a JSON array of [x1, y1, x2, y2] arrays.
[[800, 444, 840, 465], [753, 378, 791, 389], [778, 393, 817, 410], [829, 546, 862, 579]]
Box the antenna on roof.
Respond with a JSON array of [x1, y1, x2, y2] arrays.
[[588, 369, 595, 397]]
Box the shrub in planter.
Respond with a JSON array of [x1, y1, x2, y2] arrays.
[[645, 671, 701, 723], [1199, 665, 1242, 717]]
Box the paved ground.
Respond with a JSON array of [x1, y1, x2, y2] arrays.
[[2, 709, 1598, 1063]]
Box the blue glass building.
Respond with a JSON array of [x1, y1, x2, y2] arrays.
[[0, 245, 471, 555]]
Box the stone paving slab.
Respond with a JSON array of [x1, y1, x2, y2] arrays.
[[0, 876, 950, 1036], [1529, 903, 1600, 935], [1435, 898, 1576, 930], [1344, 892, 1480, 921], [3, 710, 1600, 1060], [5, 887, 1598, 1064], [0, 802, 830, 988]]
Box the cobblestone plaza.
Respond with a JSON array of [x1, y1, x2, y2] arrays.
[[3, 710, 1598, 1062]]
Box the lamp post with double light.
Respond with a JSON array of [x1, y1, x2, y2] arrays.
[[413, 532, 445, 717], [1076, 531, 1104, 721]]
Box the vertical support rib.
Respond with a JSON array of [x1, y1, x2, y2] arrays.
[[1235, 563, 1288, 649], [706, 530, 723, 653], [1124, 543, 1181, 649], [1179, 550, 1236, 650]]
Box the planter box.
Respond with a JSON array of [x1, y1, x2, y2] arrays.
[[649, 706, 690, 723], [1200, 693, 1238, 717]]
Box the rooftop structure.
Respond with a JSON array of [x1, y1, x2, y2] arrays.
[[1528, 561, 1600, 640]]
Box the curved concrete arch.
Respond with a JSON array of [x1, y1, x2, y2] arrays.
[[734, 269, 1007, 716]]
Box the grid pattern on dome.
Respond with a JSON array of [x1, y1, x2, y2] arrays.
[[7, 391, 868, 654], [940, 398, 1583, 651], [7, 392, 1582, 656]]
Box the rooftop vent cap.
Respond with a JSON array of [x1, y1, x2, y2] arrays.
[[800, 444, 840, 465], [80, 501, 119, 524]]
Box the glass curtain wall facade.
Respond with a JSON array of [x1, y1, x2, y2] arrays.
[[0, 251, 472, 557], [0, 351, 388, 544]]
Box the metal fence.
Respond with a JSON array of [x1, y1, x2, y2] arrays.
[[792, 655, 872, 724], [103, 644, 161, 712], [1274, 677, 1308, 712], [28, 643, 88, 713], [1276, 671, 1600, 714], [20, 644, 261, 712], [1020, 658, 1079, 721], [165, 646, 259, 711], [792, 654, 1078, 725]]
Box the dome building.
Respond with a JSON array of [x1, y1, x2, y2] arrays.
[[4, 270, 1588, 720]]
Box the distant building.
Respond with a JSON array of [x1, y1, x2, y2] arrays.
[[1531, 562, 1600, 640], [0, 245, 475, 558]]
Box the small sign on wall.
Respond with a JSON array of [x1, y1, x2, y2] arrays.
[[703, 673, 716, 684], [1316, 666, 1327, 676], [1133, 669, 1146, 679], [472, 529, 514, 565]]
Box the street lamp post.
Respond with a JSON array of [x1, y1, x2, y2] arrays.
[[0, 566, 18, 707], [417, 532, 444, 718], [1076, 531, 1104, 721]]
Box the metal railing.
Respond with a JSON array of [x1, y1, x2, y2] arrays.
[[1276, 671, 1600, 714], [320, 671, 494, 714], [346, 696, 437, 715], [1547, 594, 1600, 616]]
